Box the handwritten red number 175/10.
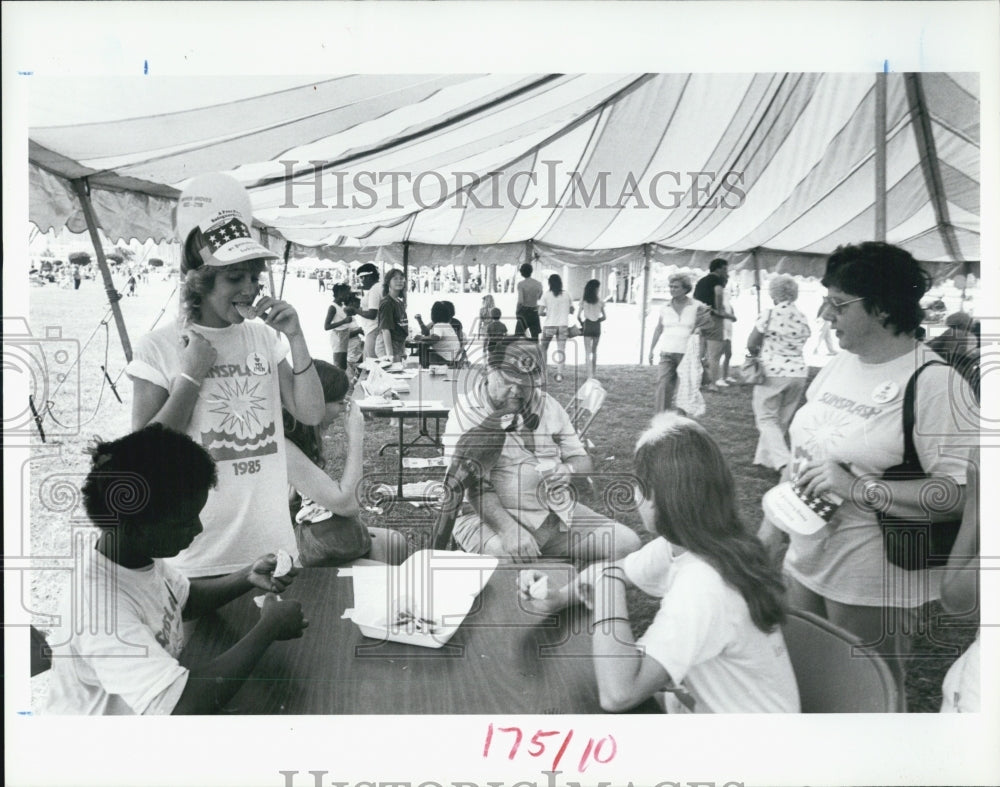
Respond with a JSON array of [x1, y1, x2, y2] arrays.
[[482, 724, 617, 773]]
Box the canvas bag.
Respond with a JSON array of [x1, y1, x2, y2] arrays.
[[291, 494, 372, 567], [674, 333, 706, 417], [737, 309, 771, 385]]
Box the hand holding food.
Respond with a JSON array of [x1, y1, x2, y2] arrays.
[[248, 550, 298, 592], [259, 594, 308, 640], [239, 294, 304, 338], [518, 569, 550, 600]]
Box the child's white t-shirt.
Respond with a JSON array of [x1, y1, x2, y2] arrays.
[[45, 549, 190, 715], [346, 317, 364, 363], [327, 302, 349, 353], [430, 322, 461, 361], [622, 538, 800, 713]]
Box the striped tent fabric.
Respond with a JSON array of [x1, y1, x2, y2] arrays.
[[28, 72, 979, 273]]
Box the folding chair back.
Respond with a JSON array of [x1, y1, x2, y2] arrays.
[[782, 609, 903, 713], [31, 625, 52, 677], [569, 378, 607, 439]]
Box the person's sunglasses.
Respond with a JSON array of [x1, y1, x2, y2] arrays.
[[821, 295, 864, 315]]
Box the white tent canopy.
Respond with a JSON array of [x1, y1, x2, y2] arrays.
[[28, 72, 979, 278]]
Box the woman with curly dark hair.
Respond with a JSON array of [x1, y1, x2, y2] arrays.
[[759, 242, 976, 685]]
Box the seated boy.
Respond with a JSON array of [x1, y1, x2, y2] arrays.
[[44, 424, 308, 715], [484, 306, 509, 356]]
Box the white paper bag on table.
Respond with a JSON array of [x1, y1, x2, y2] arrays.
[[345, 549, 498, 648]]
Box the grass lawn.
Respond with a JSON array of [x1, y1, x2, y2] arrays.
[[24, 275, 975, 712]]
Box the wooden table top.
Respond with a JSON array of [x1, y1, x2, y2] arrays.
[[181, 562, 624, 715]]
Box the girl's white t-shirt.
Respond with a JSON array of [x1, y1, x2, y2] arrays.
[[623, 538, 800, 713], [127, 320, 297, 576]]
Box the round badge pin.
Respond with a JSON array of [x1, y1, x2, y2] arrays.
[[871, 380, 899, 404], [246, 351, 269, 375]]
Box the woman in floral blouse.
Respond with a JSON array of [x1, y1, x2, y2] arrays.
[[747, 275, 810, 471]]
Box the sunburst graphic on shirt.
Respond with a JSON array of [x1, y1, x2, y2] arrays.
[[802, 408, 848, 453], [206, 378, 269, 438]]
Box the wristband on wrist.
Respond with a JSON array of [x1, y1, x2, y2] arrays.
[[292, 358, 315, 376], [177, 372, 201, 389]]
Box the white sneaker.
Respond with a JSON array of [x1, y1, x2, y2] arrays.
[[715, 379, 730, 388]]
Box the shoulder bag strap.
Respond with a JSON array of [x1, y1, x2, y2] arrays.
[[900, 360, 947, 472]]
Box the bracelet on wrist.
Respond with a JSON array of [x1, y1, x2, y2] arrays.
[[292, 358, 315, 376], [589, 616, 630, 633], [177, 372, 201, 389]]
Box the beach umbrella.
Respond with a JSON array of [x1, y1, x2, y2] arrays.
[[68, 251, 91, 266], [148, 258, 164, 267]]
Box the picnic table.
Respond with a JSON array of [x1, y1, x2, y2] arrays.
[[357, 367, 472, 498], [180, 562, 659, 714]]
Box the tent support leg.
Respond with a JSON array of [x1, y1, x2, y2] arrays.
[[875, 69, 887, 241], [71, 178, 133, 363], [259, 228, 278, 296], [640, 244, 651, 365], [402, 241, 410, 295], [753, 250, 761, 315], [278, 241, 291, 299]]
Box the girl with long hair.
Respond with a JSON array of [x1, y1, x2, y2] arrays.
[[521, 412, 799, 713], [478, 294, 496, 336], [577, 278, 606, 379], [377, 268, 409, 361], [539, 273, 573, 382]]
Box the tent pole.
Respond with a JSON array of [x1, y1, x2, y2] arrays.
[[71, 178, 133, 363], [875, 68, 887, 241], [961, 260, 970, 311], [486, 261, 496, 293], [278, 241, 291, 300], [259, 228, 278, 296], [402, 241, 410, 300], [640, 244, 652, 365], [753, 250, 761, 314]]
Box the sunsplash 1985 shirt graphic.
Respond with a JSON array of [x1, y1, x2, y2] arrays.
[[201, 362, 279, 462]]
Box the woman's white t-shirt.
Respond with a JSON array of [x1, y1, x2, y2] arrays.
[[784, 348, 975, 606]]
